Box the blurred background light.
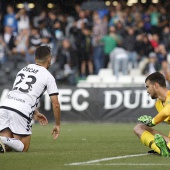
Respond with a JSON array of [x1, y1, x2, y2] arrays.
[[47, 3, 54, 8], [113, 1, 118, 6], [141, 0, 147, 3], [28, 3, 35, 9], [152, 0, 159, 3], [105, 1, 111, 6], [16, 3, 24, 9]]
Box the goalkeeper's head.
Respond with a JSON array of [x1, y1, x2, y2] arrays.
[[145, 72, 166, 99]]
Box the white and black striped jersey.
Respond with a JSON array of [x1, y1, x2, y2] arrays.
[[0, 64, 59, 120]]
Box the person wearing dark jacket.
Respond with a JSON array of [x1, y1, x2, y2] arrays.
[[56, 38, 78, 85], [142, 52, 160, 76]]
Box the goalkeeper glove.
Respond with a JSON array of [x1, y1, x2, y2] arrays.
[[138, 115, 155, 127]]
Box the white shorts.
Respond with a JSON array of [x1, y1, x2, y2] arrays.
[[0, 109, 32, 135]]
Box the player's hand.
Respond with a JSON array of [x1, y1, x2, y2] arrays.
[[51, 125, 60, 140], [138, 115, 155, 127], [34, 112, 48, 126]]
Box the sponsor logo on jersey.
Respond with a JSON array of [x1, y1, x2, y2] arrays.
[[7, 94, 25, 103]]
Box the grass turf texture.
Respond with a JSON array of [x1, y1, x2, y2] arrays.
[[0, 123, 170, 170]]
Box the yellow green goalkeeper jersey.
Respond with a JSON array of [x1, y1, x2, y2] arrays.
[[153, 91, 170, 126]]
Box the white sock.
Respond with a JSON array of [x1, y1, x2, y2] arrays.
[[0, 136, 24, 152]]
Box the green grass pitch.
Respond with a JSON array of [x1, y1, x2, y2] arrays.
[[0, 123, 170, 170]]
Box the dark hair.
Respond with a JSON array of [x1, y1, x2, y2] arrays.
[[145, 72, 166, 87], [35, 46, 51, 61]]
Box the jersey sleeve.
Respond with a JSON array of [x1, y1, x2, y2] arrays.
[[46, 75, 59, 96], [153, 97, 170, 125]]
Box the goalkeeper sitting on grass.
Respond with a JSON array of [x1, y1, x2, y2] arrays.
[[134, 71, 170, 157]]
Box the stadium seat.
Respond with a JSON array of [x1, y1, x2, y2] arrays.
[[129, 68, 141, 76], [86, 75, 101, 83], [117, 75, 133, 85], [85, 75, 104, 87], [76, 80, 93, 88], [102, 75, 117, 83], [98, 68, 113, 77], [133, 75, 146, 85]]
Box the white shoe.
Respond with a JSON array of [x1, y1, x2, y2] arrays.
[[0, 139, 6, 153]]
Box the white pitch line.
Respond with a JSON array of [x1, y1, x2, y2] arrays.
[[79, 163, 170, 166], [66, 153, 148, 166]]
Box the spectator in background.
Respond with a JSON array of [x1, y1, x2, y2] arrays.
[[26, 27, 41, 64], [137, 33, 154, 61], [159, 60, 170, 84], [73, 4, 81, 21], [46, 11, 62, 59], [0, 13, 3, 34], [57, 14, 67, 36], [69, 20, 82, 49], [46, 11, 58, 36], [161, 26, 170, 54], [55, 39, 78, 85], [155, 44, 167, 64], [12, 28, 29, 66], [100, 26, 117, 68], [53, 20, 64, 52], [84, 9, 93, 29], [15, 8, 30, 33], [0, 36, 7, 66], [69, 20, 83, 75], [101, 14, 109, 37], [158, 7, 169, 35], [110, 46, 129, 79], [142, 52, 160, 76], [148, 33, 159, 50], [65, 16, 75, 39], [115, 20, 126, 38], [80, 26, 93, 77], [3, 5, 18, 34], [2, 26, 16, 58], [123, 26, 138, 69], [108, 25, 122, 46], [124, 8, 135, 27], [41, 36, 53, 52], [39, 20, 51, 39], [108, 10, 120, 27], [92, 12, 107, 74], [12, 28, 29, 55], [150, 5, 160, 34], [76, 10, 88, 30], [135, 20, 145, 35], [33, 10, 47, 28], [142, 9, 152, 33]]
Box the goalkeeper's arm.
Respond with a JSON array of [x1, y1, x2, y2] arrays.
[[152, 105, 170, 125]]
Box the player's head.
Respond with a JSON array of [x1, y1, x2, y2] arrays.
[[145, 72, 166, 99], [35, 46, 51, 69]]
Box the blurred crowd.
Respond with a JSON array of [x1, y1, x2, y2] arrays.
[[0, 1, 170, 85]]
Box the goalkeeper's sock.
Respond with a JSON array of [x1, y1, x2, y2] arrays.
[[140, 131, 160, 154], [167, 142, 170, 149], [0, 136, 24, 152]]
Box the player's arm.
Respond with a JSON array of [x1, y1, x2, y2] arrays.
[[50, 95, 61, 140], [152, 104, 170, 125], [138, 105, 170, 126], [33, 109, 48, 126]]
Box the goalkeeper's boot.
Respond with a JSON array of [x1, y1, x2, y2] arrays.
[[148, 150, 157, 154], [0, 139, 6, 153], [154, 134, 170, 157]]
